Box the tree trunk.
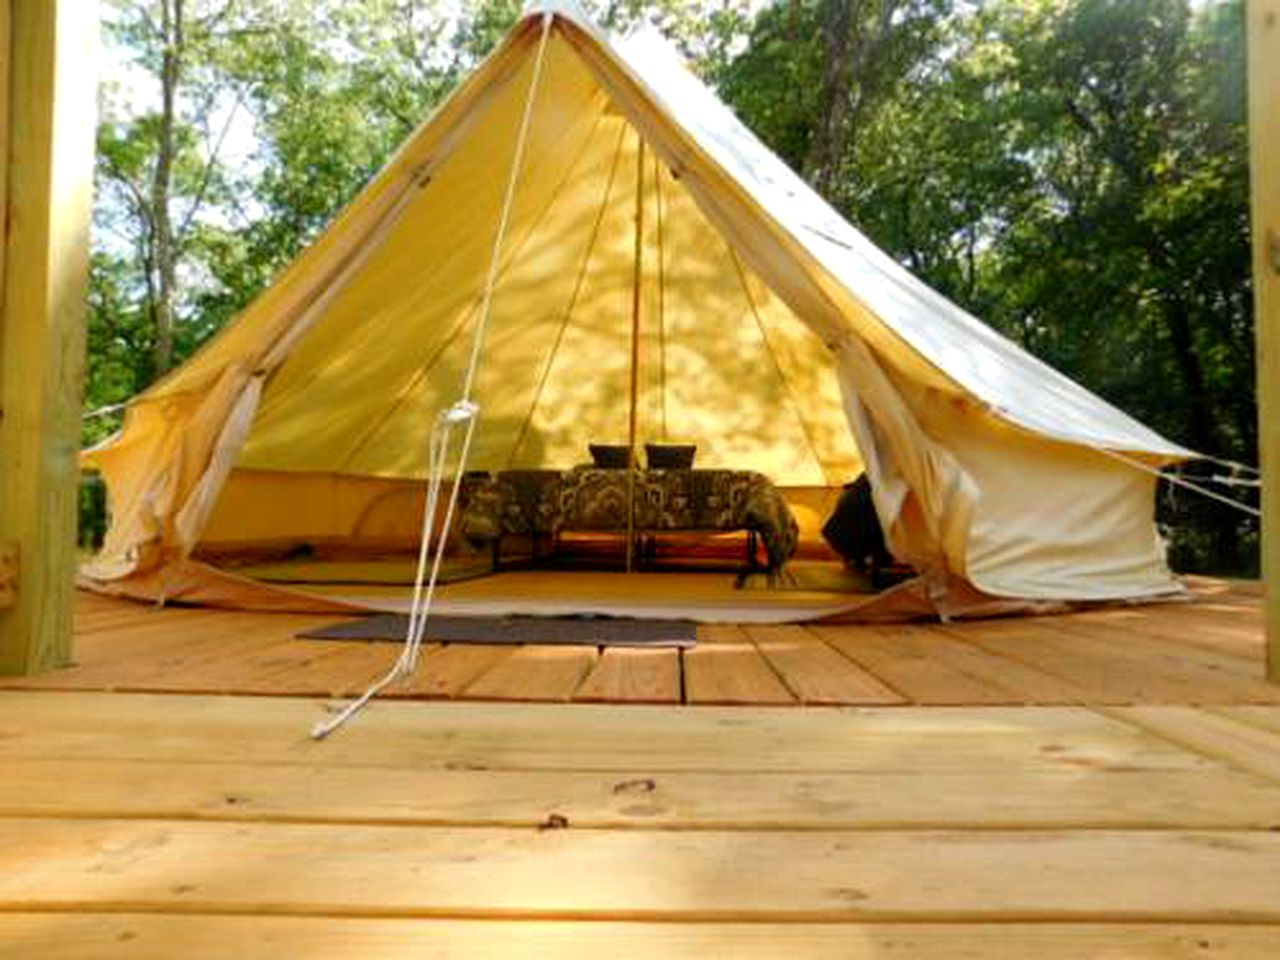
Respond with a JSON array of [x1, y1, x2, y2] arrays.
[[803, 0, 900, 199], [150, 0, 183, 377], [804, 0, 860, 196]]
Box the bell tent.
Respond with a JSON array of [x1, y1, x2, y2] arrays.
[[80, 1, 1191, 619]]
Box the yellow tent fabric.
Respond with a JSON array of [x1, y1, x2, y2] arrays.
[[82, 3, 1189, 613]]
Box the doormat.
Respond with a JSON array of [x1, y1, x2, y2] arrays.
[[300, 613, 697, 648]]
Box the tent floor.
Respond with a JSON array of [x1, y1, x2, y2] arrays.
[[258, 566, 875, 623], [5, 576, 1275, 707]]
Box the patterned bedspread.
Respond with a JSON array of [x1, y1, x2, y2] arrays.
[[460, 468, 799, 573]]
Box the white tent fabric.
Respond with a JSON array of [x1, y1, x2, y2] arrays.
[[81, 1, 1189, 613]]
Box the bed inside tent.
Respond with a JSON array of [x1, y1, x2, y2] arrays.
[[79, 4, 1191, 624]]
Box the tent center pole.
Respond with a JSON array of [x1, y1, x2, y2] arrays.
[[626, 132, 645, 573]]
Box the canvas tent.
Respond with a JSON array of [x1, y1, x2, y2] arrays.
[[80, 1, 1191, 618]]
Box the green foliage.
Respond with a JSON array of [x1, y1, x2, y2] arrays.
[[718, 0, 1255, 573]]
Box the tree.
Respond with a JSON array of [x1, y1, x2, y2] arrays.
[[719, 0, 948, 201]]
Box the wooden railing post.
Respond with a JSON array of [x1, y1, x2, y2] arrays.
[[0, 0, 97, 674], [1249, 0, 1280, 682]]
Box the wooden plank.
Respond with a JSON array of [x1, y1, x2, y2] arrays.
[[811, 624, 1020, 704], [1006, 603, 1263, 662], [388, 643, 516, 699], [0, 0, 97, 674], [0, 611, 335, 691], [3, 916, 1280, 960], [68, 611, 392, 698], [1041, 615, 1278, 691], [216, 642, 397, 697], [3, 818, 1280, 919], [70, 608, 172, 633], [682, 642, 795, 705], [1102, 706, 1280, 784], [1249, 0, 1280, 682], [743, 625, 904, 704], [1137, 598, 1265, 633], [1218, 705, 1280, 737], [73, 608, 326, 660], [573, 647, 681, 703], [76, 605, 307, 638], [461, 644, 598, 701], [950, 620, 1165, 703], [3, 756, 1278, 830], [1185, 575, 1263, 601], [695, 624, 749, 645], [923, 627, 1093, 704], [0, 692, 1221, 774], [1060, 622, 1280, 703], [822, 621, 1087, 704], [948, 618, 1280, 704], [119, 637, 348, 694]]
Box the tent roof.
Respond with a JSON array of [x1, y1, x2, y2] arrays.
[[110, 0, 1189, 462], [520, 0, 1188, 460]]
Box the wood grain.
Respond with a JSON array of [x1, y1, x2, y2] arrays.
[[0, 692, 1224, 774], [2, 757, 1277, 829], [744, 625, 904, 704], [574, 647, 681, 702], [4, 818, 1280, 920], [4, 916, 1279, 960]]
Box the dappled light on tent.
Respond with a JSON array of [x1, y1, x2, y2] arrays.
[[236, 33, 859, 486]]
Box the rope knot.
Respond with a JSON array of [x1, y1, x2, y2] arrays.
[[442, 400, 480, 424]]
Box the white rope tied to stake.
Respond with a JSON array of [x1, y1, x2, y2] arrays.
[[312, 14, 554, 740]]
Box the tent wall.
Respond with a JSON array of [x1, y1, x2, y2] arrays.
[[190, 468, 841, 560], [907, 382, 1172, 601]]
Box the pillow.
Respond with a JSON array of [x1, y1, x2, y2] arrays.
[[645, 443, 696, 470], [588, 443, 632, 469]]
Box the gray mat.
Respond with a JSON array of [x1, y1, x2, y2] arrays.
[[300, 613, 697, 648]]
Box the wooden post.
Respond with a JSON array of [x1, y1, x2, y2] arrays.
[[0, 0, 97, 674], [1249, 0, 1280, 682]]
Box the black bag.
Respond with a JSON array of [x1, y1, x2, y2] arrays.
[[821, 476, 893, 576]]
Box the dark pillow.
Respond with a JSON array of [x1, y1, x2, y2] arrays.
[[645, 443, 696, 470], [588, 443, 632, 469]]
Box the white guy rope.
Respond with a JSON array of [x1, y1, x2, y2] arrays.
[[460, 13, 554, 403], [1199, 454, 1260, 476], [1210, 474, 1262, 489], [83, 401, 129, 421], [311, 402, 478, 738], [312, 13, 554, 740], [1091, 444, 1261, 519]]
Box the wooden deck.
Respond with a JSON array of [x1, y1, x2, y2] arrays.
[[1, 579, 1279, 955], [1, 689, 1279, 956], [2, 577, 1274, 706]]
